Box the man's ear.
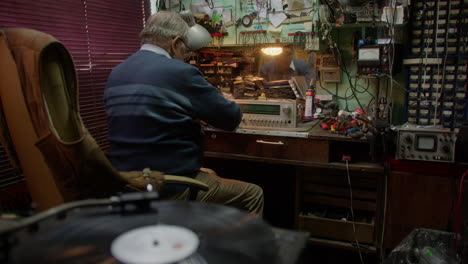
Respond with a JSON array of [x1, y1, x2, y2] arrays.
[[172, 36, 184, 48], [169, 36, 181, 56]]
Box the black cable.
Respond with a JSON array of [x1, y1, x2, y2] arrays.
[[353, 75, 371, 94], [326, 32, 366, 110], [318, 79, 355, 100], [337, 45, 365, 110], [206, 0, 214, 9]]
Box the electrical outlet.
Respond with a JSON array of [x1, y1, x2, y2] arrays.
[[320, 68, 341, 83]]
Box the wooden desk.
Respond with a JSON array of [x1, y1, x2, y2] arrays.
[[204, 126, 382, 172], [203, 126, 384, 252]]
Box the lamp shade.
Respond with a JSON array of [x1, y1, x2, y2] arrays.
[[185, 24, 212, 51]]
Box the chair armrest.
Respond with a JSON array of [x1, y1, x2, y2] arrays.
[[164, 175, 209, 192]]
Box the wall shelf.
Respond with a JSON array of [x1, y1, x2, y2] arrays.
[[332, 22, 406, 29]]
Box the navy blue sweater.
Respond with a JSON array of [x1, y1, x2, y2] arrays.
[[105, 50, 241, 176]]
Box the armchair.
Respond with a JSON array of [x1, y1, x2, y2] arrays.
[[0, 28, 207, 211]]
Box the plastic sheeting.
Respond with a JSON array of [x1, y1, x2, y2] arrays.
[[384, 228, 460, 264]]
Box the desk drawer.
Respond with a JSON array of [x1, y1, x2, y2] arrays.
[[204, 131, 329, 163], [298, 215, 374, 244]]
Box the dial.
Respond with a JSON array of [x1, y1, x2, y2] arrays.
[[404, 135, 413, 144], [442, 145, 450, 154], [282, 106, 291, 114], [242, 15, 253, 27]]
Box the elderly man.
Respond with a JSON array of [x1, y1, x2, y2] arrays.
[[260, 47, 313, 84], [104, 11, 263, 216]]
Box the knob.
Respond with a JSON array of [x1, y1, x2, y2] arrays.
[[405, 135, 413, 144], [442, 145, 450, 153], [282, 106, 291, 114]]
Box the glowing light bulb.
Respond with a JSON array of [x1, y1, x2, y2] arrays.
[[261, 47, 283, 56]]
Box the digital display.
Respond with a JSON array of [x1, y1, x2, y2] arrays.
[[239, 104, 280, 115], [358, 48, 380, 61], [416, 135, 437, 151]]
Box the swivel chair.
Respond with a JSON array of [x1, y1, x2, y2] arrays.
[[0, 28, 207, 211]]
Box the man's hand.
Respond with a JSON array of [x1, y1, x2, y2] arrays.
[[199, 120, 208, 127], [193, 119, 208, 127]]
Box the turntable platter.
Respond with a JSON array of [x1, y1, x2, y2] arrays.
[[111, 225, 199, 264], [11, 201, 278, 264]]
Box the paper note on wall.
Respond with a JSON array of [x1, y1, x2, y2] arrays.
[[286, 0, 313, 16], [255, 7, 267, 18], [271, 0, 283, 12], [304, 21, 313, 31], [268, 24, 283, 33], [269, 12, 287, 28], [222, 9, 232, 22]]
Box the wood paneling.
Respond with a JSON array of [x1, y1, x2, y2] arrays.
[[384, 171, 456, 249]]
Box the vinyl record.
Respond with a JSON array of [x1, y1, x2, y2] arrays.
[[10, 201, 278, 264]]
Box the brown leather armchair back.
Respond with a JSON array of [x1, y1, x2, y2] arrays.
[[0, 28, 124, 210]]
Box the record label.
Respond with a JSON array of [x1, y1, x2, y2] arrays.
[[111, 224, 199, 264]]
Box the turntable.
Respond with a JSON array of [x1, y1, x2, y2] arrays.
[[0, 192, 308, 264]]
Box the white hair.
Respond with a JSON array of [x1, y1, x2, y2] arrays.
[[140, 11, 189, 46]]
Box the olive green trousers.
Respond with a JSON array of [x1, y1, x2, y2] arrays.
[[169, 168, 264, 217]]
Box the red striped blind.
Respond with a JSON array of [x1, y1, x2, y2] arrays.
[[0, 0, 150, 189]]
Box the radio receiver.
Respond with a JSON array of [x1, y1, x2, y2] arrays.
[[235, 99, 302, 130]]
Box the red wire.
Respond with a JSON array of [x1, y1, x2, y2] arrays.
[[455, 170, 468, 253]]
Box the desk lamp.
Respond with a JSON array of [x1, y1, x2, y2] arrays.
[[179, 10, 212, 50]]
